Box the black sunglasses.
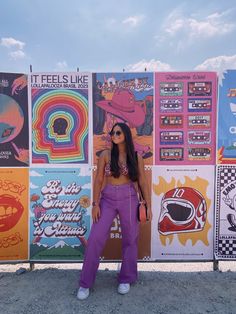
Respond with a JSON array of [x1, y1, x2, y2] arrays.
[[110, 130, 122, 136]]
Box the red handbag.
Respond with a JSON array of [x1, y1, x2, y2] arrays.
[[137, 184, 148, 223]]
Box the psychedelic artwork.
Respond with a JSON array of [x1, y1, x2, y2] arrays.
[[93, 72, 153, 165], [31, 73, 90, 164], [0, 168, 29, 261], [29, 167, 91, 261], [155, 72, 217, 165], [151, 166, 214, 260], [218, 70, 236, 163], [0, 72, 29, 166], [215, 166, 236, 259]]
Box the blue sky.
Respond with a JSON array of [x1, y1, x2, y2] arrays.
[[1, 0, 236, 74]]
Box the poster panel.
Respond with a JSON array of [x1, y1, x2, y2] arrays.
[[215, 165, 236, 259], [151, 166, 214, 260], [29, 167, 91, 261], [31, 73, 90, 164], [93, 72, 153, 165], [93, 167, 152, 260], [155, 72, 217, 165], [218, 70, 236, 163], [0, 168, 29, 261], [0, 72, 29, 166]]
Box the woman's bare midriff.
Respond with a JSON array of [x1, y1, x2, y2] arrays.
[[104, 175, 132, 186]]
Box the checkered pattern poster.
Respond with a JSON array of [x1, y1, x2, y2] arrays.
[[151, 166, 215, 260], [215, 165, 236, 259]]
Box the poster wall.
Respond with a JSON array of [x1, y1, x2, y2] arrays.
[[0, 72, 29, 166], [29, 167, 91, 261], [31, 73, 90, 164], [155, 72, 217, 165], [151, 166, 214, 260], [215, 165, 236, 259], [0, 168, 29, 261], [218, 70, 236, 163], [93, 72, 153, 165]]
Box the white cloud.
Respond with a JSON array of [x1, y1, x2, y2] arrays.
[[125, 59, 173, 72], [30, 170, 43, 177], [9, 50, 26, 60], [195, 55, 236, 85], [82, 183, 91, 189], [55, 60, 68, 71], [0, 37, 25, 49], [122, 15, 145, 27], [30, 182, 39, 189], [162, 10, 235, 40]]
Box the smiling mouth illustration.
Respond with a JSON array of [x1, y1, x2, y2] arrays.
[[0, 195, 24, 232]]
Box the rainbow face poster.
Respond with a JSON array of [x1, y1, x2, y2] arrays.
[[217, 70, 236, 163], [155, 72, 217, 165], [29, 167, 91, 261], [31, 73, 90, 164], [0, 168, 29, 261], [151, 166, 214, 260], [92, 72, 153, 165], [0, 72, 29, 166]]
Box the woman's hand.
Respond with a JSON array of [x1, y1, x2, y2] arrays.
[[92, 205, 101, 223], [147, 207, 153, 222]]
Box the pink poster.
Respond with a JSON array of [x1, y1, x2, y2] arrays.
[[155, 72, 217, 165]]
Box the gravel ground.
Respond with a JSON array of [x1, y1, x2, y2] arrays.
[[0, 262, 236, 314]]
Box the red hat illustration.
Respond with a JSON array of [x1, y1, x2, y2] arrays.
[[96, 89, 145, 127]]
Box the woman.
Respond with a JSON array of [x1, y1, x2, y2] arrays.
[[77, 122, 152, 300]]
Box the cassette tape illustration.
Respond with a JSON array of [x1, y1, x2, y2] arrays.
[[160, 131, 184, 145], [188, 115, 211, 128], [160, 115, 183, 128], [158, 187, 207, 235], [188, 131, 211, 145], [188, 99, 212, 112], [188, 82, 212, 96], [160, 99, 183, 113], [160, 147, 184, 161], [160, 82, 183, 96], [188, 147, 211, 160]]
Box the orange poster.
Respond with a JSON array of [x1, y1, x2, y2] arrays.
[[0, 168, 29, 261]]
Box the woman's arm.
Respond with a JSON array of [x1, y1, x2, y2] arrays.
[[92, 150, 107, 222], [137, 154, 152, 221]]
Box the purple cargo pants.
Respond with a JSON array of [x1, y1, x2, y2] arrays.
[[79, 182, 139, 288]]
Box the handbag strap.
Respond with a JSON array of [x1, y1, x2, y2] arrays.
[[134, 152, 145, 203]]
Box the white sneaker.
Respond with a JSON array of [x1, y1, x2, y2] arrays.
[[77, 287, 90, 300], [118, 283, 130, 295]]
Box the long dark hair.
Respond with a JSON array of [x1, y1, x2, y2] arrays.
[[110, 122, 138, 181]]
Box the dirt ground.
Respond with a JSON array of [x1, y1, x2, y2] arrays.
[[0, 261, 236, 314]]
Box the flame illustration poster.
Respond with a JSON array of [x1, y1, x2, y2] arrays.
[[151, 166, 214, 260], [0, 168, 29, 261], [218, 70, 236, 163], [215, 165, 236, 259], [31, 73, 90, 164], [29, 167, 91, 261], [155, 72, 217, 165], [0, 72, 29, 166], [93, 72, 153, 165]]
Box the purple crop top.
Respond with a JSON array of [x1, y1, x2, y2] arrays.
[[104, 161, 129, 177]]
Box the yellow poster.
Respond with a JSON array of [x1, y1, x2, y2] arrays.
[[0, 168, 29, 261]]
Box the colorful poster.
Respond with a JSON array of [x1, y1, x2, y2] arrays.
[[0, 168, 29, 261], [218, 70, 236, 163], [31, 73, 90, 164], [0, 72, 29, 166], [155, 72, 217, 165], [93, 72, 153, 165], [215, 166, 236, 259], [29, 167, 91, 261], [152, 166, 214, 260]]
